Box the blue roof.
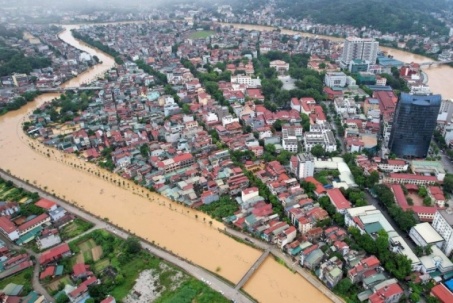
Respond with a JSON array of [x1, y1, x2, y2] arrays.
[[445, 278, 453, 291]]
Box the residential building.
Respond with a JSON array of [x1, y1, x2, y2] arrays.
[[348, 59, 370, 73], [39, 243, 72, 265], [304, 125, 337, 153], [326, 188, 351, 214], [340, 37, 379, 66], [348, 255, 380, 283], [282, 128, 298, 153], [290, 153, 315, 179], [389, 92, 442, 158], [36, 229, 62, 250], [334, 97, 357, 114], [382, 173, 439, 186], [324, 72, 347, 88], [432, 209, 453, 256], [431, 284, 453, 303], [368, 280, 404, 303], [0, 217, 19, 241]]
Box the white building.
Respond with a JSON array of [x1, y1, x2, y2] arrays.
[[290, 153, 315, 179], [345, 206, 421, 270], [334, 97, 357, 114], [409, 222, 445, 249], [269, 60, 290, 73], [377, 159, 408, 172], [222, 115, 239, 127], [324, 72, 347, 88], [282, 128, 298, 153], [304, 125, 337, 153], [230, 75, 261, 87], [340, 37, 379, 66], [432, 209, 453, 256]]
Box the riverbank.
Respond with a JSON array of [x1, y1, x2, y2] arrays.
[[221, 22, 453, 99]]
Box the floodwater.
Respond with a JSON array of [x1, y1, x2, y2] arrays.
[[0, 25, 333, 302], [224, 23, 453, 99], [244, 257, 330, 303]]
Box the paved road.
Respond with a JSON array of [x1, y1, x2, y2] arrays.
[[364, 192, 416, 250], [0, 234, 54, 302], [224, 227, 344, 303], [0, 170, 254, 303], [439, 151, 453, 174]]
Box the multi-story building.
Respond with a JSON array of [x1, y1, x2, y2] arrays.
[[389, 92, 442, 158], [304, 125, 337, 153], [409, 222, 445, 249], [340, 37, 379, 66], [324, 72, 347, 88], [282, 128, 298, 153], [290, 153, 315, 179], [432, 209, 453, 256], [334, 97, 357, 114]]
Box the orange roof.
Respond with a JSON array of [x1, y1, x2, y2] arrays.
[[35, 198, 56, 210], [431, 284, 453, 303]]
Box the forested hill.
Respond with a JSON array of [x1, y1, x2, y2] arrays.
[[272, 0, 451, 36]]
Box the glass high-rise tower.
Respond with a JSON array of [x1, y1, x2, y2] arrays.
[[389, 92, 441, 158]]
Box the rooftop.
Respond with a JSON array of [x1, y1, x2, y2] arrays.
[[411, 222, 444, 243]]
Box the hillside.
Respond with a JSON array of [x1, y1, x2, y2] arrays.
[[272, 0, 450, 36]]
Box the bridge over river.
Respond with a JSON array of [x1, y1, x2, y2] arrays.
[[419, 60, 453, 67], [36, 86, 103, 92]]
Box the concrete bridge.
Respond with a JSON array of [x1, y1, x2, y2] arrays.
[[419, 60, 453, 68], [37, 86, 103, 93], [235, 249, 270, 290]]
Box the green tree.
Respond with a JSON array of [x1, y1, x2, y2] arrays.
[[310, 144, 325, 158], [333, 278, 352, 296], [139, 144, 150, 158], [125, 237, 141, 254], [56, 294, 69, 303]]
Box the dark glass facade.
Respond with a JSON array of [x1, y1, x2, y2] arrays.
[[389, 92, 441, 158]]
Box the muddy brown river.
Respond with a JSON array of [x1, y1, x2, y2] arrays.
[[0, 26, 333, 303]]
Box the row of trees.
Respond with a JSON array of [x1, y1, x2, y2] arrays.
[[71, 30, 124, 65]]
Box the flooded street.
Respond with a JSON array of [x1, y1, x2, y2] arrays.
[[0, 26, 333, 302], [244, 257, 330, 303]]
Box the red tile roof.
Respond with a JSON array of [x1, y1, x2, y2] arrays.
[[39, 243, 71, 264], [40, 266, 55, 280], [368, 283, 403, 303], [0, 216, 16, 233], [391, 184, 409, 210], [18, 213, 49, 232], [73, 263, 90, 276], [35, 198, 57, 210], [327, 188, 351, 210], [431, 284, 453, 303]]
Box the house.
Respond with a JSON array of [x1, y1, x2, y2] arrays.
[[35, 198, 58, 211], [40, 266, 55, 280], [39, 243, 72, 265], [368, 281, 404, 303], [101, 296, 116, 303], [430, 284, 453, 303], [68, 276, 98, 303], [301, 247, 324, 269], [326, 189, 351, 214], [269, 60, 289, 73], [36, 229, 62, 250], [0, 216, 19, 241], [348, 255, 380, 283], [72, 263, 92, 280], [18, 213, 50, 236], [428, 186, 446, 207], [200, 191, 219, 205]]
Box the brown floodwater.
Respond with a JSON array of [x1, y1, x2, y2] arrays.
[[244, 257, 330, 303], [225, 23, 453, 99], [0, 26, 333, 302]]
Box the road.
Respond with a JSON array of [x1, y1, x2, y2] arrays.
[[364, 192, 416, 251], [0, 233, 54, 302], [0, 170, 254, 303]]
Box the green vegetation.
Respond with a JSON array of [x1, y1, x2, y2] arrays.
[[0, 268, 33, 293], [135, 59, 168, 85], [274, 0, 449, 36], [66, 230, 227, 302], [373, 184, 418, 232], [154, 278, 229, 303], [199, 195, 239, 220], [60, 218, 95, 240], [189, 30, 215, 39], [0, 40, 51, 77], [71, 30, 124, 65], [0, 177, 39, 202], [343, 154, 379, 189], [1, 91, 41, 115]]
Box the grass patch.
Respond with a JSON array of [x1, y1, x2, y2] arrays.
[[78, 239, 96, 251], [46, 275, 72, 292], [110, 253, 161, 299], [60, 218, 94, 240], [94, 259, 110, 273], [189, 30, 214, 39], [154, 278, 229, 303], [0, 268, 33, 292]]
